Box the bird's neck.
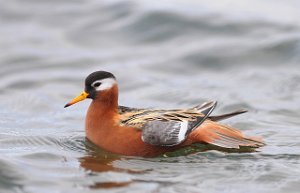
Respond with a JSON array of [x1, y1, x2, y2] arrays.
[[85, 85, 120, 136], [92, 85, 119, 112]]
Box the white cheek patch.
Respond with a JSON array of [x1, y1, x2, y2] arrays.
[[94, 78, 116, 91]]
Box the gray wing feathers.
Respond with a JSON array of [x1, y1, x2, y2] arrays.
[[141, 101, 217, 146], [191, 101, 217, 130], [141, 121, 186, 146]]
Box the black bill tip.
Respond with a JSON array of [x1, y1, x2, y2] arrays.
[[64, 104, 71, 108]]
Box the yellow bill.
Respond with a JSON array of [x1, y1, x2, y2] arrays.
[[64, 91, 89, 108]]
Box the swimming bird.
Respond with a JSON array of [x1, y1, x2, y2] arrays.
[[64, 71, 264, 157]]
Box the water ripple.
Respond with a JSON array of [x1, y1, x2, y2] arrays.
[[1, 0, 300, 192]]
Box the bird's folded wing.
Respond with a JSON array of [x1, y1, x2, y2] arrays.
[[119, 101, 217, 146], [119, 108, 204, 127]]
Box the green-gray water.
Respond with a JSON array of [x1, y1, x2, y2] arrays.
[[1, 0, 300, 192]]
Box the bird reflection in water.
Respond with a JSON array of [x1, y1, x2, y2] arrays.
[[78, 138, 259, 189], [78, 139, 150, 189]]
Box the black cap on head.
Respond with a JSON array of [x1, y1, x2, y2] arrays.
[[85, 71, 116, 86]]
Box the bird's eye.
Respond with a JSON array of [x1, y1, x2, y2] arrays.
[[93, 82, 101, 87]]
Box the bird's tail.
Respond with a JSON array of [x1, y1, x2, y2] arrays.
[[208, 109, 248, 122], [193, 120, 265, 149]]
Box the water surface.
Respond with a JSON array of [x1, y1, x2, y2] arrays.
[[1, 0, 300, 192]]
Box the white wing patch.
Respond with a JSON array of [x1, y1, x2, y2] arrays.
[[178, 121, 188, 142]]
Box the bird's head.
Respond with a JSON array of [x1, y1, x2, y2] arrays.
[[64, 71, 116, 108]]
